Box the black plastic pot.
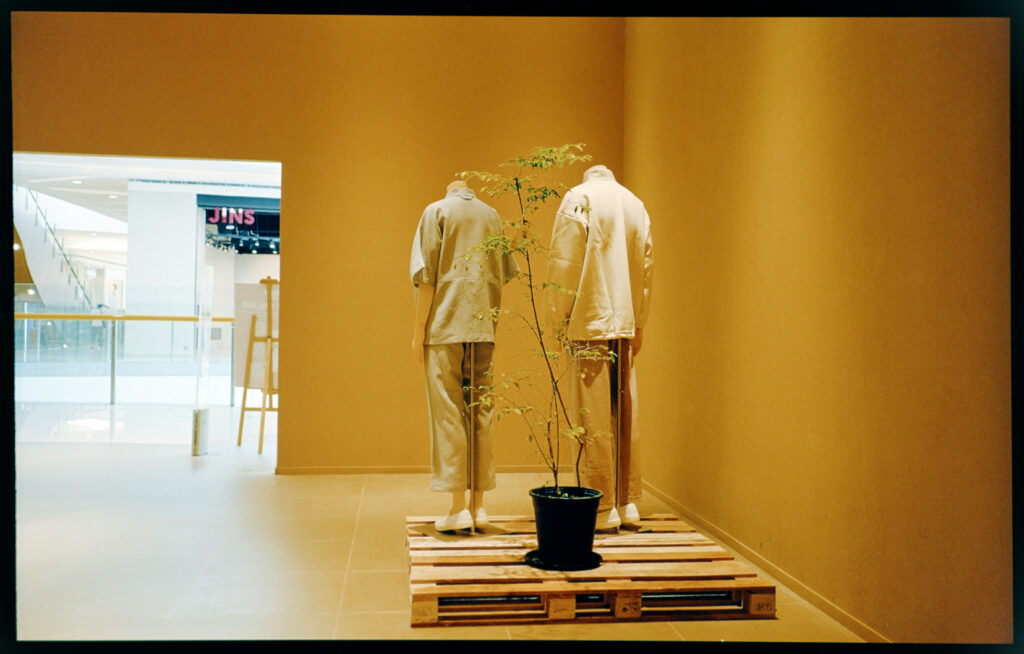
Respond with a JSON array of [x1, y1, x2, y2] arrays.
[[525, 486, 603, 571]]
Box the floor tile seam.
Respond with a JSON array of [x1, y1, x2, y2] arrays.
[[333, 474, 368, 639], [667, 621, 686, 640]]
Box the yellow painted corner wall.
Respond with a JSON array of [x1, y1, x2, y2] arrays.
[[10, 12, 625, 473], [11, 12, 1012, 644], [624, 18, 1010, 643]]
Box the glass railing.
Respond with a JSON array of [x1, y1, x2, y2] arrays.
[[13, 312, 235, 405]]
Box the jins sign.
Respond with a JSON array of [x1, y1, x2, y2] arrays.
[[208, 207, 256, 225]]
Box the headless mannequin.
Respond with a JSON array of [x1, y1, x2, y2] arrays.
[[549, 165, 651, 530], [413, 178, 487, 529]]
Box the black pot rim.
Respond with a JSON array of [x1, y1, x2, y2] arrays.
[[529, 486, 603, 501]]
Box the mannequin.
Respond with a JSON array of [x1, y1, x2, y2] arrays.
[[545, 164, 654, 530], [410, 178, 519, 532]]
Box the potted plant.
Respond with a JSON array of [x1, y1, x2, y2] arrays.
[[458, 144, 615, 571]]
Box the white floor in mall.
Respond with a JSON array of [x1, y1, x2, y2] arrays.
[[13, 403, 865, 641]]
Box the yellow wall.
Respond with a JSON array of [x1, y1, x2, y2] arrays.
[[10, 12, 625, 474], [624, 18, 1011, 643], [11, 13, 1011, 643]]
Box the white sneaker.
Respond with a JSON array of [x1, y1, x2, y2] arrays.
[[473, 506, 489, 527], [435, 509, 473, 532], [595, 507, 621, 530], [618, 503, 641, 525]]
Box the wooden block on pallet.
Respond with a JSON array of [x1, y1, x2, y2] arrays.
[[612, 591, 642, 618], [411, 596, 438, 626], [546, 594, 576, 620], [744, 590, 777, 617]]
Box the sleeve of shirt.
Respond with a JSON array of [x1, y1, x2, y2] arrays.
[[545, 191, 588, 332], [410, 205, 442, 287], [635, 207, 654, 328]]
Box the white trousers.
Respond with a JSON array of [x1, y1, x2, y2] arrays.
[[568, 338, 642, 512], [423, 342, 496, 493]]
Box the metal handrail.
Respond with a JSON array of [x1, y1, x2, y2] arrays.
[[25, 188, 93, 309], [14, 313, 234, 322], [14, 312, 236, 405]]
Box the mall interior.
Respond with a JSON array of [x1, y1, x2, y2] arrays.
[[9, 14, 1011, 643]]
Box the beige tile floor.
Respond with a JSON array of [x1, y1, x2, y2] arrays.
[[14, 403, 864, 642]]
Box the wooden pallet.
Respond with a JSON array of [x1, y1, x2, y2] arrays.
[[407, 513, 776, 627]]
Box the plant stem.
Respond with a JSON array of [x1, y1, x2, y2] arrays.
[[514, 174, 577, 491]]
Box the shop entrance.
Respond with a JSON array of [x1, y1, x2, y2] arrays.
[[12, 152, 282, 445]]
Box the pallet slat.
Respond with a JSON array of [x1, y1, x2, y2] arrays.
[[411, 577, 777, 598], [408, 531, 717, 549], [408, 513, 776, 627], [410, 544, 733, 565], [411, 560, 759, 584]]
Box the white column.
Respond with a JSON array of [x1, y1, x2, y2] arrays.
[[124, 183, 200, 360]]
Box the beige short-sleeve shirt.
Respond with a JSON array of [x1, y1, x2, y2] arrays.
[[410, 188, 519, 344]]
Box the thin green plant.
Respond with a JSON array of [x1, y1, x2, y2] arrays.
[[458, 144, 615, 494]]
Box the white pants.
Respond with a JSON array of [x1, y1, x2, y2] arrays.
[[568, 338, 642, 512], [423, 342, 496, 493]]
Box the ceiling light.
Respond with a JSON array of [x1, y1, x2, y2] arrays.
[[27, 289, 36, 295], [13, 243, 21, 250], [108, 194, 118, 199], [72, 180, 83, 185], [225, 225, 235, 230]]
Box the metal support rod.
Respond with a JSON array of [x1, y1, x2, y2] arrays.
[[613, 339, 622, 513], [468, 341, 477, 533], [110, 320, 117, 405], [22, 304, 28, 362]]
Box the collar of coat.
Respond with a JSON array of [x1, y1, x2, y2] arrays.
[[446, 187, 476, 200], [583, 165, 616, 182]]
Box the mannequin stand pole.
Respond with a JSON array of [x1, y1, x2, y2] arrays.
[[613, 339, 622, 514], [469, 342, 477, 533]]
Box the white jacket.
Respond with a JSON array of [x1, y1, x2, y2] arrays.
[[545, 165, 654, 341]]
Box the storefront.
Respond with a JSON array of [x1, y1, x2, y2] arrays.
[[12, 155, 282, 406], [199, 194, 280, 256]]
